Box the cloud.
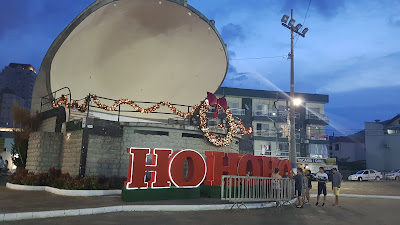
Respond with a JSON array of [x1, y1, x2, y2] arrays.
[[280, 0, 346, 19], [388, 15, 400, 27], [316, 52, 400, 93], [222, 64, 282, 91], [221, 23, 246, 44]]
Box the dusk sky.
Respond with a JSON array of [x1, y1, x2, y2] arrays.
[[1, 0, 400, 135]]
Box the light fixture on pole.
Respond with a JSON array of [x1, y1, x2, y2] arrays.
[[293, 98, 303, 106], [281, 9, 309, 168]]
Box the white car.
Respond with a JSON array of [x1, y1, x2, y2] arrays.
[[385, 169, 400, 180], [348, 169, 383, 181]]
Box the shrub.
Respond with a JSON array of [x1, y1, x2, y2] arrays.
[[9, 168, 126, 190]]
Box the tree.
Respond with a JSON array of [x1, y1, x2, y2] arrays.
[[11, 103, 41, 169]]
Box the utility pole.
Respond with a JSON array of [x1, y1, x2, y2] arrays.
[[289, 9, 296, 168], [281, 9, 309, 169]]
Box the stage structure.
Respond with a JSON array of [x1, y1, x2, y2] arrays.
[[26, 1, 255, 202], [32, 0, 228, 121]]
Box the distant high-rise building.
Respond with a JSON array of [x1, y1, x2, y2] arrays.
[[0, 63, 37, 127]]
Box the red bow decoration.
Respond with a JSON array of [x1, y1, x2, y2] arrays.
[[207, 92, 228, 119]]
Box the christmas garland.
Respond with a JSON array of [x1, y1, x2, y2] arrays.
[[52, 94, 252, 146]]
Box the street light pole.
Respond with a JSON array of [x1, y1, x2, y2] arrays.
[[281, 9, 309, 169], [289, 9, 296, 167]]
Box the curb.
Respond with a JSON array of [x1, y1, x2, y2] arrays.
[[0, 200, 293, 222], [6, 182, 45, 191], [310, 194, 400, 200], [6, 182, 121, 196]]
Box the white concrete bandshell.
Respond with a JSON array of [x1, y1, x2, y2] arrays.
[[32, 0, 228, 120]]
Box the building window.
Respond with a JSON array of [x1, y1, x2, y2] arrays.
[[228, 102, 239, 109], [309, 144, 328, 158], [279, 143, 289, 151], [329, 145, 333, 151], [256, 123, 269, 131], [335, 144, 340, 151]]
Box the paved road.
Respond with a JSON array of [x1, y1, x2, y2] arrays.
[[3, 197, 399, 225], [309, 180, 400, 196], [1, 177, 399, 213]]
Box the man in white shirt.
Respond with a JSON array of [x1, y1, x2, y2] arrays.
[[315, 167, 328, 206]]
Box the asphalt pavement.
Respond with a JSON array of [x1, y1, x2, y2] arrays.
[[3, 197, 399, 225]]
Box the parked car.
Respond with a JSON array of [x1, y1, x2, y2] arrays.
[[385, 169, 400, 180], [348, 169, 383, 181]]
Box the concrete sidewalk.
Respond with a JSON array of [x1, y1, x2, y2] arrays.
[[1, 178, 400, 218]]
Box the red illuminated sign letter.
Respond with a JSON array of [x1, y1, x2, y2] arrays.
[[237, 154, 261, 176], [204, 151, 240, 186], [125, 148, 172, 189], [168, 150, 207, 188]]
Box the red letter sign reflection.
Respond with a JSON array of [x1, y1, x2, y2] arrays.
[[125, 148, 172, 190]]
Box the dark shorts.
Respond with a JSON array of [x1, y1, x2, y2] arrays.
[[296, 189, 302, 197], [317, 183, 327, 195]]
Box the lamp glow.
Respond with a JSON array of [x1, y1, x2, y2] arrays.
[[293, 98, 302, 106]]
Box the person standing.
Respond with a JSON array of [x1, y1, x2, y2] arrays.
[[304, 170, 312, 204], [331, 168, 342, 206], [315, 167, 328, 206], [291, 168, 304, 208], [272, 168, 282, 207], [0, 156, 4, 177], [282, 171, 289, 178]]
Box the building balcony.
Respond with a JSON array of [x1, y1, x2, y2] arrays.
[[252, 110, 299, 122], [209, 108, 245, 116], [305, 113, 329, 125], [253, 130, 278, 137], [230, 108, 245, 116]]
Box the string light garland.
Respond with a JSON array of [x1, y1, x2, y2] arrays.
[[52, 94, 252, 147]]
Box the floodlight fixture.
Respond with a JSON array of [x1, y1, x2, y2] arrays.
[[302, 28, 309, 36], [294, 24, 302, 32], [288, 19, 296, 27], [281, 15, 289, 23]]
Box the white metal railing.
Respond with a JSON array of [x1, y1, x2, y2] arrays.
[[230, 108, 245, 116], [253, 110, 268, 116], [209, 108, 245, 116], [308, 113, 328, 121], [254, 130, 275, 137], [221, 176, 295, 204]]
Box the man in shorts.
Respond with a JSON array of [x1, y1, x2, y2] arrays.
[[315, 167, 328, 206], [331, 168, 342, 206], [292, 168, 304, 208]]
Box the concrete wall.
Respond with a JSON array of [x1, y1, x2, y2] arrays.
[[119, 124, 239, 177], [26, 132, 63, 173], [26, 120, 240, 177], [86, 134, 123, 177], [39, 117, 57, 132], [365, 122, 400, 171], [329, 142, 365, 162], [60, 130, 83, 176]]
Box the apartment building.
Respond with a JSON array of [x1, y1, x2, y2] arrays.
[[213, 87, 329, 161], [365, 114, 400, 171]]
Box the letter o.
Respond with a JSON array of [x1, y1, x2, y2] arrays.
[[168, 150, 207, 188], [237, 154, 261, 176]]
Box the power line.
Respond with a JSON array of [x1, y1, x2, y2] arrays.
[[230, 55, 287, 61], [294, 0, 311, 47]]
